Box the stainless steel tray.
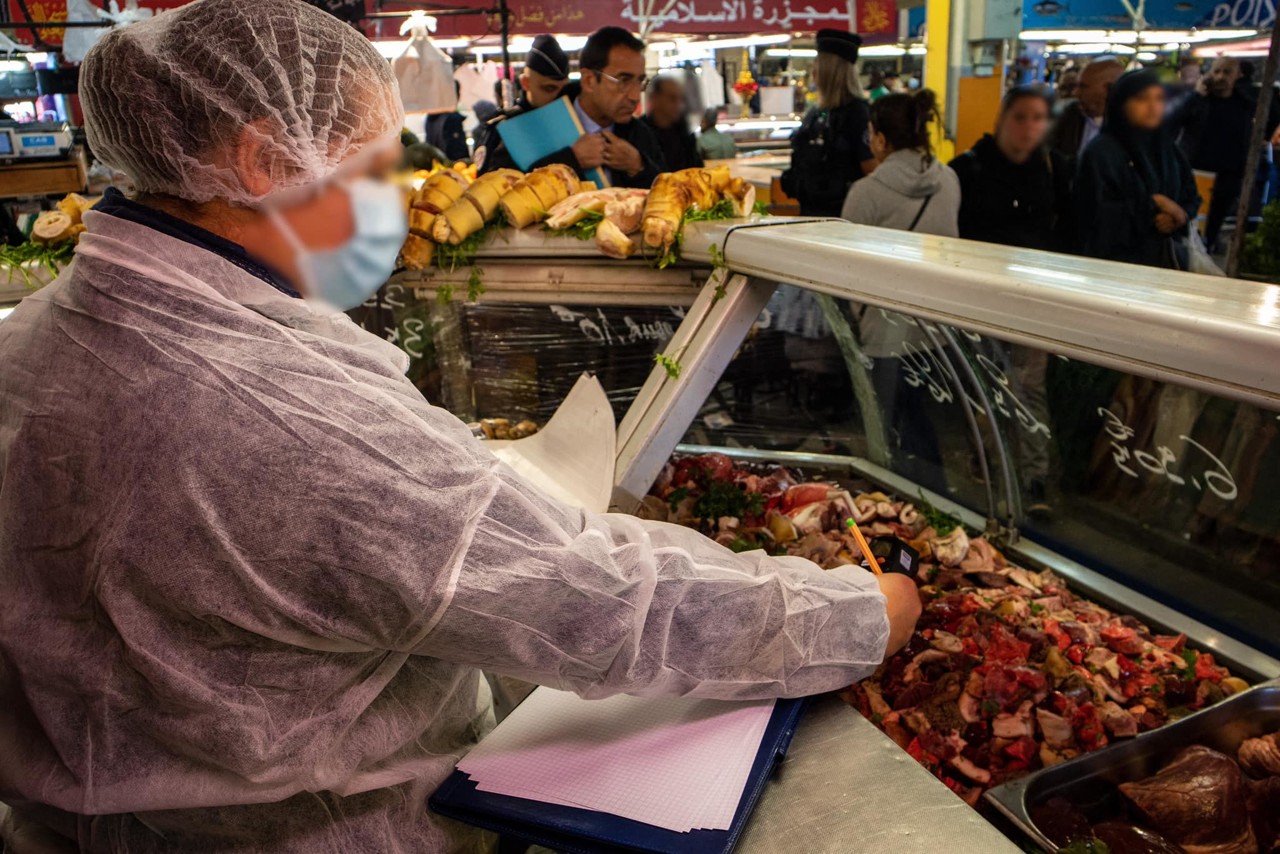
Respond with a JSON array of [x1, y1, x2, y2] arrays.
[[984, 678, 1280, 851]]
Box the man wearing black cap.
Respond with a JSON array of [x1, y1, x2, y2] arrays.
[[478, 27, 664, 188], [781, 29, 876, 216], [474, 34, 572, 172]]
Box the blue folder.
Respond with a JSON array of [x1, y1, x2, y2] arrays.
[[495, 94, 610, 188], [428, 697, 807, 854]]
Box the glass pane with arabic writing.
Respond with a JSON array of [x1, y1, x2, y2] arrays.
[[351, 287, 684, 425], [947, 328, 1280, 658], [677, 287, 994, 517]]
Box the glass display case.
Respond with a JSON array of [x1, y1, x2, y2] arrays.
[[715, 117, 801, 156], [651, 218, 1280, 677], [379, 219, 1280, 679]]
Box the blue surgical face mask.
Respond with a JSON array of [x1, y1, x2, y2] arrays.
[[271, 178, 408, 311]]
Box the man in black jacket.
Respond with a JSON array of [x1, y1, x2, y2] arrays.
[[1167, 56, 1280, 250], [641, 76, 703, 172], [478, 27, 664, 188], [473, 34, 571, 173]]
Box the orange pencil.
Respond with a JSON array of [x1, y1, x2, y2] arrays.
[[845, 518, 883, 575]]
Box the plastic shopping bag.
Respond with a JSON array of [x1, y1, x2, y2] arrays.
[[1186, 228, 1225, 277]]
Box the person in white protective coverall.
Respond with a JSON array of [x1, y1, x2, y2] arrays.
[[0, 1, 922, 852]]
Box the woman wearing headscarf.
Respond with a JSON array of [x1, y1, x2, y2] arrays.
[[1076, 69, 1200, 269], [0, 2, 920, 851]]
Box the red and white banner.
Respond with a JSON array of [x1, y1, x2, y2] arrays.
[[399, 0, 896, 39], [10, 0, 895, 47]]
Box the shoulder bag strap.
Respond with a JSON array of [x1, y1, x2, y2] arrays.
[[908, 193, 934, 231]]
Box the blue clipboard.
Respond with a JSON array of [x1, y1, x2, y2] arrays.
[[495, 94, 610, 188], [428, 697, 807, 854]]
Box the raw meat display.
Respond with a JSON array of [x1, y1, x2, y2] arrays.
[[1091, 821, 1184, 854], [1026, 728, 1280, 852], [1239, 733, 1280, 777], [1248, 777, 1280, 852], [1120, 746, 1255, 853], [641, 453, 1250, 803]]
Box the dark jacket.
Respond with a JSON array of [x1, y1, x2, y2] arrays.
[[950, 134, 1076, 253], [1076, 73, 1200, 270], [1167, 90, 1280, 177], [476, 87, 665, 188], [1047, 99, 1091, 168], [474, 85, 578, 175], [640, 115, 704, 172], [425, 113, 469, 163], [780, 99, 874, 217]]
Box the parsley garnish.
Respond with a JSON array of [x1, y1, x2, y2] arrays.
[[654, 353, 682, 378], [542, 209, 605, 241], [916, 491, 961, 536], [667, 486, 690, 511], [466, 266, 485, 302], [0, 240, 75, 288]]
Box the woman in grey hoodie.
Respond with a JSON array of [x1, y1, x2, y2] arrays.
[[840, 89, 959, 491], [841, 89, 961, 234]]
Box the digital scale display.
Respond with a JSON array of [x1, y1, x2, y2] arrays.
[[20, 135, 57, 150], [0, 125, 71, 159]]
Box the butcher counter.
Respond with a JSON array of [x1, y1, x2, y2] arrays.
[[380, 216, 1280, 851], [736, 694, 1019, 853]]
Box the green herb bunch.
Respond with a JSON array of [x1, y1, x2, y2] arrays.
[[0, 242, 75, 289]]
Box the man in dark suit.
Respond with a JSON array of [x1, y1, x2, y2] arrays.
[[1047, 57, 1122, 166], [478, 27, 665, 188]]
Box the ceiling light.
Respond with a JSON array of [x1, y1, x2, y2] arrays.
[[1021, 27, 1259, 44], [859, 45, 907, 57], [1048, 42, 1136, 54], [372, 38, 469, 58], [685, 34, 791, 50]]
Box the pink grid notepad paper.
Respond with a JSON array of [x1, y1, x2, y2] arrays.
[[456, 688, 776, 833]]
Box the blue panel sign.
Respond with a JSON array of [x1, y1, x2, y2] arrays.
[[20, 135, 57, 149], [1023, 0, 1273, 31], [1203, 0, 1275, 28], [907, 5, 926, 37]]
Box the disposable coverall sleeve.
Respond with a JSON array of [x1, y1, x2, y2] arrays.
[[145, 369, 889, 703], [418, 462, 891, 700]]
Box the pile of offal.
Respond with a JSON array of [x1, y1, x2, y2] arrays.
[[639, 454, 1249, 805]]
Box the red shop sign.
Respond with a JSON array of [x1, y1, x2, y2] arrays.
[[7, 0, 188, 46], [422, 0, 864, 37]]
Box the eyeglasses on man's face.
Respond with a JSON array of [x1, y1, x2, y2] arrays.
[[595, 69, 648, 92]]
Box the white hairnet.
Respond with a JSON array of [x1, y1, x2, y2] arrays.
[[80, 0, 404, 206]]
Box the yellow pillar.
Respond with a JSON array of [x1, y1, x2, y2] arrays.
[[924, 0, 956, 162]]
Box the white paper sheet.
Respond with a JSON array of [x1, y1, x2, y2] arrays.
[[456, 687, 775, 833], [486, 373, 615, 513]]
